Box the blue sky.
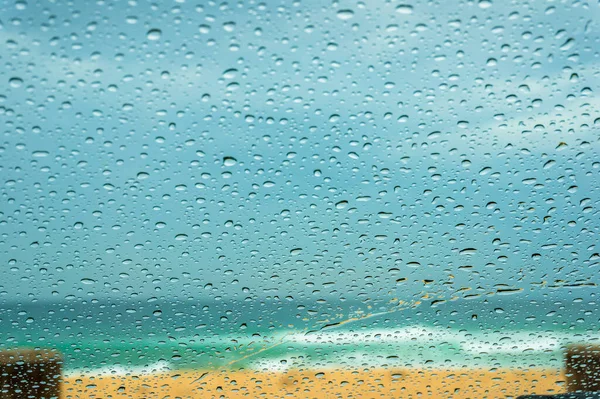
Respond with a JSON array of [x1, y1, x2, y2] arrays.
[[0, 0, 599, 303]]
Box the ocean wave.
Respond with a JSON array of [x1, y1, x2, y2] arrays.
[[59, 326, 600, 372]]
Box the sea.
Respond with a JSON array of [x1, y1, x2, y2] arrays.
[[1, 290, 599, 376]]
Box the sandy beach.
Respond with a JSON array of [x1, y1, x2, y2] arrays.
[[62, 368, 566, 398]]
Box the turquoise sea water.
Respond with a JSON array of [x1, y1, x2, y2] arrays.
[[2, 292, 599, 375]]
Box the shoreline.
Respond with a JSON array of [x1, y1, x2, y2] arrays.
[[62, 367, 566, 398]]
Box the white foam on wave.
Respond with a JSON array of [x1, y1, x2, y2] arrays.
[[282, 326, 600, 354], [462, 331, 600, 354], [284, 325, 466, 345], [64, 360, 171, 377], [462, 337, 562, 354]]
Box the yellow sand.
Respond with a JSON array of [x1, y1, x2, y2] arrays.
[[62, 368, 566, 398]]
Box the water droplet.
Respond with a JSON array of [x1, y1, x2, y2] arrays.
[[478, 0, 492, 9], [396, 4, 414, 14], [223, 157, 237, 167], [9, 77, 23, 88], [222, 69, 238, 79], [479, 167, 492, 176], [223, 21, 236, 32], [560, 38, 575, 51], [543, 160, 556, 169], [335, 200, 348, 209], [147, 29, 162, 40], [336, 9, 354, 20]]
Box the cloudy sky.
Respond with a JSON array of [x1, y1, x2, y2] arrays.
[[1, 0, 599, 304]]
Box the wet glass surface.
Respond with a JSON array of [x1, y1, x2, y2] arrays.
[[1, 0, 599, 397]]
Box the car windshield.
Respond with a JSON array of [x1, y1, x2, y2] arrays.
[[1, 0, 599, 398]]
